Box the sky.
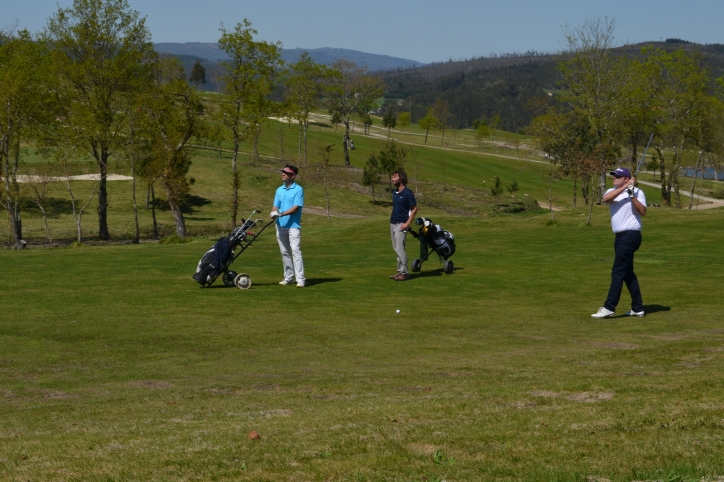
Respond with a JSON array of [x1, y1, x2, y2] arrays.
[[3, 0, 724, 64]]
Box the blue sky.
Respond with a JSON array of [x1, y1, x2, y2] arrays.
[[4, 0, 723, 63]]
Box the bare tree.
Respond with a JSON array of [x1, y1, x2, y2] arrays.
[[325, 59, 384, 166]]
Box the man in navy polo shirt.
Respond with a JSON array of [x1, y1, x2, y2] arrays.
[[271, 164, 305, 288], [592, 167, 647, 318], [389, 169, 418, 281]]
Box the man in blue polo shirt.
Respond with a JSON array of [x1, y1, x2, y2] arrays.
[[389, 169, 418, 281], [271, 164, 305, 287]]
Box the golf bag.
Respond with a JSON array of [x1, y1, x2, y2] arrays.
[[192, 212, 274, 289], [409, 217, 456, 274], [193, 231, 240, 286]]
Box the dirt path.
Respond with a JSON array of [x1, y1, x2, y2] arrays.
[[636, 179, 724, 210]]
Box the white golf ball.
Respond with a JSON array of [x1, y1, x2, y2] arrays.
[[396, 310, 400, 314]]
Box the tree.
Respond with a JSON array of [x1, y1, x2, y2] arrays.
[[189, 60, 206, 86], [535, 17, 632, 205], [382, 108, 397, 137], [362, 153, 382, 203], [645, 48, 712, 207], [325, 59, 384, 166], [473, 120, 490, 150], [490, 176, 504, 196], [418, 108, 440, 144], [45, 0, 155, 240], [24, 166, 54, 244], [377, 141, 407, 190], [217, 20, 283, 227], [286, 52, 329, 165], [506, 179, 519, 194], [0, 29, 45, 248], [431, 99, 453, 146], [138, 58, 206, 237], [329, 111, 342, 131], [397, 112, 411, 130]]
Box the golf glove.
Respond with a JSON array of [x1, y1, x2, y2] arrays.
[[270, 211, 281, 219]]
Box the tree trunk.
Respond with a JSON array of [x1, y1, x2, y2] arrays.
[[132, 163, 139, 244], [424, 129, 429, 144], [165, 187, 187, 238], [230, 136, 239, 228], [597, 170, 606, 205], [573, 176, 577, 208], [35, 202, 52, 244], [150, 184, 159, 239], [97, 150, 110, 240], [303, 121, 308, 167], [655, 146, 669, 206], [582, 174, 590, 206], [343, 120, 351, 166], [688, 153, 702, 209], [3, 136, 23, 247]]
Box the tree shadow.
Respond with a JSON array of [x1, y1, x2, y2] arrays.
[[369, 200, 392, 207], [181, 195, 212, 214], [21, 197, 75, 218]]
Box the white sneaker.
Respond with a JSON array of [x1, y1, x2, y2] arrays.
[[296, 283, 305, 288], [591, 307, 614, 319], [279, 279, 293, 285], [625, 310, 645, 317]]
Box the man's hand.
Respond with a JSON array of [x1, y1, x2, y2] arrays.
[[627, 179, 635, 198], [270, 211, 281, 219]]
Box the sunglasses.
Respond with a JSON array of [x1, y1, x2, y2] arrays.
[[611, 175, 623, 179]]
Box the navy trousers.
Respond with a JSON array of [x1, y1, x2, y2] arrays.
[[604, 230, 643, 312]]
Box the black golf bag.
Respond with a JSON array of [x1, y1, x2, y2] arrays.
[[192, 213, 274, 289], [409, 217, 456, 274]]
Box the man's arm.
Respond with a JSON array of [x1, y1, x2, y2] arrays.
[[603, 185, 627, 203], [401, 205, 418, 231], [631, 192, 646, 216]]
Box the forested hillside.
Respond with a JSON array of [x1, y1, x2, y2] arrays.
[[379, 40, 724, 133]]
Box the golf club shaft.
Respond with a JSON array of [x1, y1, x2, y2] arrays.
[[635, 133, 654, 178]]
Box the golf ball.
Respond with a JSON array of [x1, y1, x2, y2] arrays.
[[396, 310, 400, 314]]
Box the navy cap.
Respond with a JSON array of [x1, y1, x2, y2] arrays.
[[609, 167, 632, 178]]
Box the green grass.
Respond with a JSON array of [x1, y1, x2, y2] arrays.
[[2, 207, 724, 480]]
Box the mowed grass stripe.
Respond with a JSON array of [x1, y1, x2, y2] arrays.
[[2, 208, 724, 480]]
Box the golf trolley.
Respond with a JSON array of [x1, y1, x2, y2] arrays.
[[192, 210, 275, 290], [408, 217, 456, 274]]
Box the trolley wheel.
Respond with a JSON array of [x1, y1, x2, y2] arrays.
[[223, 271, 238, 287], [234, 273, 252, 290], [443, 260, 454, 274], [411, 258, 422, 272]]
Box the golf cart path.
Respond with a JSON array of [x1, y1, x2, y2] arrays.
[[636, 179, 724, 210]]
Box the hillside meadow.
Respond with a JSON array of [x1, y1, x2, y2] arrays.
[[3, 119, 724, 481]]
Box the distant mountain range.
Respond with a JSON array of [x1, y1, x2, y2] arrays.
[[153, 42, 425, 71]]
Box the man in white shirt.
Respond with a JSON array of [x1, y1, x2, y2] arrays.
[[591, 167, 647, 319]]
